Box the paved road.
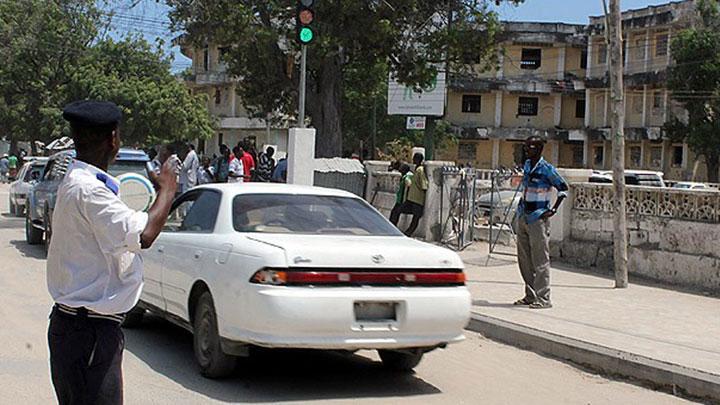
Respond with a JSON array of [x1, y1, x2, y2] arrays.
[[0, 185, 692, 404]]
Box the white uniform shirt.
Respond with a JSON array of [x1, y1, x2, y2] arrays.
[[228, 157, 244, 183], [46, 160, 149, 314], [179, 149, 199, 188]]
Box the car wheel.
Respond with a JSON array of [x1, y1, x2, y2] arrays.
[[378, 349, 424, 372], [26, 214, 43, 245], [9, 197, 16, 216], [121, 305, 145, 328], [193, 291, 236, 378]]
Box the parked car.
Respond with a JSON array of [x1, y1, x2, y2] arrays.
[[8, 157, 48, 216], [25, 149, 152, 247], [672, 181, 712, 190], [125, 183, 471, 377], [589, 170, 666, 187], [475, 190, 521, 225]]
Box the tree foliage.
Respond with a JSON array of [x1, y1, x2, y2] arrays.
[[166, 0, 516, 157], [666, 0, 720, 182], [0, 0, 214, 148]]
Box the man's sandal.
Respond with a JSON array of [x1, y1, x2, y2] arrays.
[[529, 302, 553, 309], [513, 298, 533, 306]]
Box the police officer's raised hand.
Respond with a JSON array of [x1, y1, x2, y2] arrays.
[[157, 155, 179, 193]]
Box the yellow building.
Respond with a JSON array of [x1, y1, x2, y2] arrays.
[[440, 1, 716, 182], [179, 43, 288, 157]]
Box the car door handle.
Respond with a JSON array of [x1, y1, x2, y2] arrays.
[[193, 250, 202, 259], [157, 246, 164, 253]]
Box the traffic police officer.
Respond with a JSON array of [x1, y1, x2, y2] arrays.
[[47, 100, 178, 404]]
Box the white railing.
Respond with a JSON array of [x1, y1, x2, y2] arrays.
[[573, 183, 720, 223]]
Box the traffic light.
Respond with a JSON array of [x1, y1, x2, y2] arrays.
[[296, 0, 316, 45]]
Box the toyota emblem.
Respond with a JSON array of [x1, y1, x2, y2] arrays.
[[371, 254, 385, 264]]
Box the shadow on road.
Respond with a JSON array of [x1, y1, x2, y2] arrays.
[[10, 239, 46, 260], [125, 315, 441, 403]]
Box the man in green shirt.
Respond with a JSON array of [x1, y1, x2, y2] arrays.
[[393, 153, 428, 236], [389, 163, 413, 226], [7, 154, 18, 181]]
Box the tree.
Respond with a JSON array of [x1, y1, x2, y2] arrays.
[[0, 0, 214, 148], [665, 0, 720, 183], [166, 0, 516, 157]]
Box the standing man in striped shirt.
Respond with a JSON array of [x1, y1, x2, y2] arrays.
[[514, 136, 569, 309]]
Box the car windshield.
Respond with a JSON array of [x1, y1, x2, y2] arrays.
[[108, 160, 147, 177], [23, 165, 44, 182], [674, 183, 691, 189], [232, 193, 403, 236]]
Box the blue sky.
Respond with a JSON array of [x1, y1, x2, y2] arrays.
[[110, 0, 674, 72]]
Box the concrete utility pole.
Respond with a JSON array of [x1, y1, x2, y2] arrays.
[[604, 0, 629, 288]]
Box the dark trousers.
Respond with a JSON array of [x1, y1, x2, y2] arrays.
[[389, 201, 424, 236], [48, 307, 125, 405]]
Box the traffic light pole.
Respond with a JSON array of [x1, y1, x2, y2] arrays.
[[298, 45, 307, 128]]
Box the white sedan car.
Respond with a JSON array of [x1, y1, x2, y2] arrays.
[[8, 158, 47, 216], [128, 183, 471, 378]]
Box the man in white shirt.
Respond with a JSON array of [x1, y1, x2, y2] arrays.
[[228, 145, 244, 183], [179, 143, 199, 192], [47, 100, 178, 405]]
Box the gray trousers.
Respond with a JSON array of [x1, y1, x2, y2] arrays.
[[515, 216, 551, 304]]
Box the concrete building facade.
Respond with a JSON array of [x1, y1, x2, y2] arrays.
[[439, 0, 716, 182], [179, 43, 288, 158]]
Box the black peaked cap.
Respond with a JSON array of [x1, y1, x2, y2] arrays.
[[62, 100, 122, 127]]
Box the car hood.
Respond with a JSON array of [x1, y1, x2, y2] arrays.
[[245, 234, 464, 269]]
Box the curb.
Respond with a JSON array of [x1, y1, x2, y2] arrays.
[[467, 312, 720, 403]]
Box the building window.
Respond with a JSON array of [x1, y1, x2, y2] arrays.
[[653, 91, 663, 109], [521, 48, 542, 70], [214, 88, 221, 105], [655, 33, 669, 57], [632, 93, 644, 114], [203, 47, 209, 72], [572, 145, 584, 167], [629, 145, 642, 168], [458, 142, 477, 161], [580, 50, 588, 69], [672, 145, 684, 167], [593, 145, 604, 166], [518, 97, 539, 116], [649, 146, 662, 168], [635, 38, 646, 60], [597, 43, 607, 64], [461, 95, 482, 113], [575, 99, 586, 118]]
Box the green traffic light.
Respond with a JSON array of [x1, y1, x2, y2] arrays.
[[299, 27, 314, 43]]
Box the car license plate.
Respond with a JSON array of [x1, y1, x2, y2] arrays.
[[354, 301, 397, 322]]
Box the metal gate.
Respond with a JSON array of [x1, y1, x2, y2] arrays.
[[439, 166, 477, 251]]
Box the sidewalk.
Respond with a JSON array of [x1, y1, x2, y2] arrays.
[[459, 243, 720, 402]]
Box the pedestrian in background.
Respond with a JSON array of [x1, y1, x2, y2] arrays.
[[47, 100, 178, 404], [147, 143, 176, 189], [389, 163, 414, 226], [513, 136, 568, 309], [179, 143, 199, 192], [398, 152, 428, 236], [197, 156, 214, 185], [0, 154, 8, 183], [237, 144, 255, 182], [272, 157, 287, 183], [255, 146, 275, 182], [212, 145, 231, 183], [229, 146, 244, 183], [7, 153, 18, 181]]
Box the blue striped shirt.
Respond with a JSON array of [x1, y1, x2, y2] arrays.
[[518, 158, 569, 224]]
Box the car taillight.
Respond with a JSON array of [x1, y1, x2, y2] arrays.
[[250, 269, 465, 286]]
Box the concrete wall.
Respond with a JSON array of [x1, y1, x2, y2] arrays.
[[501, 94, 556, 129], [552, 184, 720, 293]]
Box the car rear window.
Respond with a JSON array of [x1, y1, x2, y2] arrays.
[[108, 160, 148, 177], [232, 194, 403, 236], [23, 165, 44, 182]]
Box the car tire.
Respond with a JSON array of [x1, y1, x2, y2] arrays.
[[193, 292, 236, 378], [121, 305, 145, 328], [26, 214, 43, 245], [378, 349, 424, 372], [8, 197, 14, 215]]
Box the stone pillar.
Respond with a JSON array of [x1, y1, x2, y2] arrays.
[[421, 161, 455, 242], [663, 90, 669, 122], [640, 141, 646, 170], [604, 90, 609, 127], [491, 138, 500, 169], [584, 89, 592, 127], [496, 51, 504, 79], [641, 85, 648, 127], [587, 39, 594, 78], [644, 29, 651, 72], [287, 128, 316, 186], [549, 140, 560, 166], [363, 160, 391, 200], [667, 27, 673, 65], [624, 35, 629, 69], [494, 92, 503, 127], [583, 132, 592, 168], [550, 169, 592, 244], [553, 94, 562, 127], [557, 46, 566, 80], [231, 84, 237, 117]]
